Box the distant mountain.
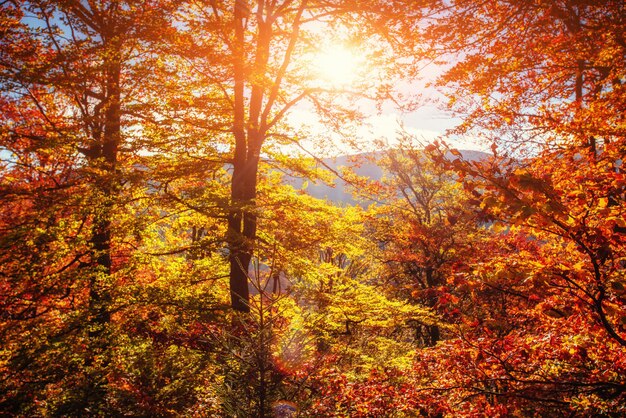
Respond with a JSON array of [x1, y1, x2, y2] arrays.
[[285, 149, 488, 204]]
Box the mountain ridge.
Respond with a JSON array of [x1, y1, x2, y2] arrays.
[[285, 149, 488, 204]]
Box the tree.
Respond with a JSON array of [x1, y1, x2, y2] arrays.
[[208, 170, 437, 416], [0, 0, 176, 413], [423, 0, 626, 349], [422, 0, 625, 152], [362, 143, 485, 347], [407, 0, 626, 414], [174, 0, 424, 311]]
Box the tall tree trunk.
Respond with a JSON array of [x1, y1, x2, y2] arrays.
[[228, 169, 254, 312], [228, 0, 270, 313], [228, 0, 252, 312], [89, 39, 121, 335], [84, 38, 121, 409]]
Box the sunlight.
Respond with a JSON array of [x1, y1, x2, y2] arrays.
[[313, 44, 363, 87]]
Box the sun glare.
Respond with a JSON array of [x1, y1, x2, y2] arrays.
[[313, 44, 362, 87]]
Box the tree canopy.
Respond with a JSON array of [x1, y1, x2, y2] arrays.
[[1, 0, 624, 416]]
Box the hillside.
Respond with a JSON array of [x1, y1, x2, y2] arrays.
[[286, 149, 488, 204]]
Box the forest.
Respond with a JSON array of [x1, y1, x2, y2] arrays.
[[1, 0, 625, 416]]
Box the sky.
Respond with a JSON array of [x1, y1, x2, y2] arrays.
[[285, 87, 484, 158], [284, 42, 486, 157]]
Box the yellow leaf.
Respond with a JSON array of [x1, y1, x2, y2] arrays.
[[492, 222, 507, 233]]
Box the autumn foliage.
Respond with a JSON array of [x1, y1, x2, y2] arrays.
[[1, 0, 625, 417]]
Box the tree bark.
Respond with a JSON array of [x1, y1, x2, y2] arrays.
[[228, 0, 273, 312], [92, 63, 120, 322], [228, 0, 252, 312], [88, 29, 121, 334]]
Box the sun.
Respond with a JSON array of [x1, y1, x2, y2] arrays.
[[313, 44, 363, 87]]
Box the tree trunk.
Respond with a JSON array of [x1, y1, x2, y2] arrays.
[[228, 0, 268, 313], [88, 45, 121, 334], [228, 0, 249, 313], [89, 60, 121, 333], [84, 42, 121, 411], [228, 142, 261, 312]]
